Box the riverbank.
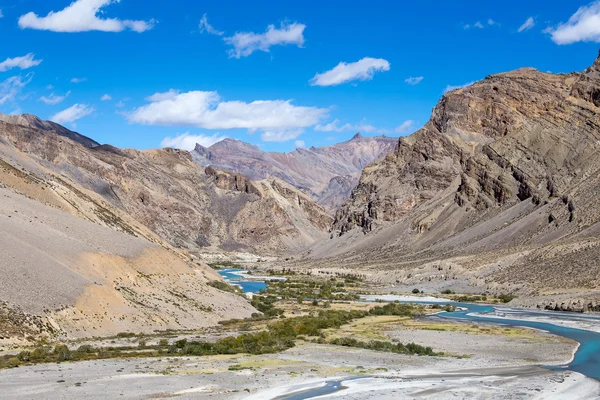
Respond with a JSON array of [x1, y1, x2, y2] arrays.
[[2, 271, 599, 399], [0, 340, 595, 399]]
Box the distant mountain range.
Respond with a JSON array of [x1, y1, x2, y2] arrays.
[[193, 133, 398, 210]]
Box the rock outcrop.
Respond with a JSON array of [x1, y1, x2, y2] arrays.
[[193, 133, 398, 210]]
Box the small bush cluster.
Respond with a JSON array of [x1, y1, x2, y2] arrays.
[[454, 295, 488, 303], [250, 296, 284, 318], [207, 261, 242, 270], [368, 302, 421, 317], [497, 293, 516, 303], [262, 278, 360, 301], [207, 280, 243, 296], [326, 337, 437, 356]]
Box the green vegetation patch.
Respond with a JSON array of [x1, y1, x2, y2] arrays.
[[323, 337, 437, 356], [261, 277, 360, 301], [207, 280, 244, 296], [0, 303, 437, 370]]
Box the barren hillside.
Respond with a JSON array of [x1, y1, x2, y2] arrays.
[[0, 116, 332, 343]]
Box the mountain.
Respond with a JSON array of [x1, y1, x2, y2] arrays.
[[0, 114, 331, 342], [307, 52, 600, 310], [0, 116, 331, 255], [193, 133, 398, 210], [0, 113, 99, 148]]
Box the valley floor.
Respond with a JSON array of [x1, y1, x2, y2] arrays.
[[1, 312, 597, 399]]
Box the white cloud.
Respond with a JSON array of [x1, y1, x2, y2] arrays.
[[70, 77, 87, 83], [0, 53, 43, 72], [46, 84, 54, 90], [224, 22, 305, 58], [145, 89, 179, 102], [310, 57, 390, 87], [547, 2, 600, 44], [464, 19, 497, 30], [395, 120, 415, 134], [260, 129, 303, 142], [518, 17, 535, 33], [405, 76, 424, 85], [199, 13, 223, 36], [314, 119, 377, 133], [50, 104, 94, 124], [18, 0, 155, 33], [39, 91, 70, 105], [0, 74, 34, 105], [294, 140, 306, 148], [160, 132, 226, 151], [444, 81, 475, 94], [101, 94, 112, 101], [126, 90, 328, 135]]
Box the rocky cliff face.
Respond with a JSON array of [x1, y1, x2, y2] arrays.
[[316, 52, 600, 308], [335, 56, 600, 235], [192, 133, 398, 210]]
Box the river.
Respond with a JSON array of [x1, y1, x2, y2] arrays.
[[219, 270, 600, 398]]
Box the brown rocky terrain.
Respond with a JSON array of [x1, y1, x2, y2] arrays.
[[0, 118, 331, 255], [0, 115, 332, 343], [193, 133, 397, 210], [301, 52, 600, 311]]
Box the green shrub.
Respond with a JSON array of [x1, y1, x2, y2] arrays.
[[76, 345, 95, 354], [369, 302, 420, 317], [207, 280, 241, 294], [412, 288, 420, 294], [498, 293, 516, 303], [53, 345, 71, 362], [17, 351, 30, 362], [328, 337, 436, 356], [6, 357, 21, 368]]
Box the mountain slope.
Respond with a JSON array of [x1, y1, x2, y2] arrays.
[[193, 133, 397, 210], [0, 117, 331, 255], [0, 186, 254, 343], [307, 52, 600, 310], [0, 116, 331, 342]]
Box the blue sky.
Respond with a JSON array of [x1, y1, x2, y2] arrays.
[[0, 0, 599, 152]]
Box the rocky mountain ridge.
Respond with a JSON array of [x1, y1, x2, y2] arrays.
[[193, 133, 398, 210], [0, 117, 332, 255], [304, 52, 600, 310], [0, 113, 100, 148]]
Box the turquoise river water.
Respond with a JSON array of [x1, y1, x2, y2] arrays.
[[218, 269, 600, 383]]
